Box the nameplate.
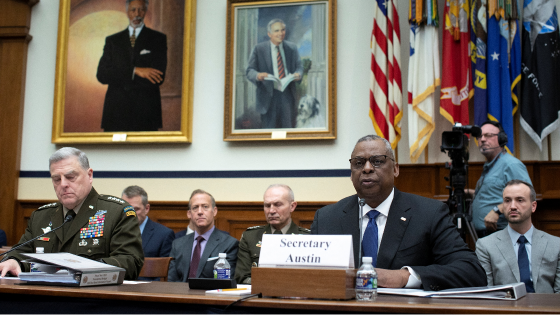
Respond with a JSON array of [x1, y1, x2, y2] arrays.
[[259, 234, 354, 268]]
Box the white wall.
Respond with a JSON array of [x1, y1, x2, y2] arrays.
[[19, 0, 560, 201]]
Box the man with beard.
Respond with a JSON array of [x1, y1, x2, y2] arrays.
[[470, 121, 532, 238], [476, 180, 560, 293]]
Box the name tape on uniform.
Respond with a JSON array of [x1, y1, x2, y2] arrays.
[[259, 234, 354, 268]]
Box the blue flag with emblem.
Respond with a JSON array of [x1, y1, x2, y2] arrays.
[[486, 16, 515, 154]]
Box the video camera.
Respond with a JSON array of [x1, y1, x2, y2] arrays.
[[441, 123, 481, 241]]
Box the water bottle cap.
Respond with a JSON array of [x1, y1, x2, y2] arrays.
[[219, 253, 226, 258], [362, 256, 372, 263]]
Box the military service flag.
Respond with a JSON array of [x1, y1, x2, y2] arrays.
[[520, 0, 560, 150]]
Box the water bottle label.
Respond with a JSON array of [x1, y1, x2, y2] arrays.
[[356, 276, 377, 289], [213, 269, 230, 279]]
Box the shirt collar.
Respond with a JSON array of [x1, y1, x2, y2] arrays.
[[270, 41, 284, 51], [194, 225, 215, 241], [128, 24, 144, 37], [360, 188, 395, 217], [139, 216, 148, 234], [507, 224, 534, 246], [271, 218, 292, 234], [63, 198, 86, 217]]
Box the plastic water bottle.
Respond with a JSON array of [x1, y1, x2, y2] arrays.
[[213, 253, 231, 279], [355, 256, 377, 301]]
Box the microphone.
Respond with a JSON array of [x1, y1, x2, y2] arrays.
[[358, 198, 366, 267], [0, 210, 76, 259]]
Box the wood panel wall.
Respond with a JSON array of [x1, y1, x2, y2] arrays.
[[15, 162, 560, 245], [0, 0, 38, 246]]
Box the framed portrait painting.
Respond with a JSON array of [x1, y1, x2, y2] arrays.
[[52, 0, 195, 144], [224, 0, 337, 141]]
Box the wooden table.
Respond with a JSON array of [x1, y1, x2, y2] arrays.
[[1, 279, 559, 314]]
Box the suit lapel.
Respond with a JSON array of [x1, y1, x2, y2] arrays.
[[197, 229, 221, 277], [264, 43, 273, 74], [338, 196, 360, 267], [377, 189, 410, 268], [142, 218, 154, 248], [531, 228, 547, 290], [61, 188, 99, 247], [51, 205, 64, 245], [183, 233, 194, 282], [495, 229, 520, 282]]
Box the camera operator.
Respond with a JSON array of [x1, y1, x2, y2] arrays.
[[470, 121, 532, 238]]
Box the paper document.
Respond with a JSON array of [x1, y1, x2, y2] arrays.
[[264, 74, 295, 92], [378, 283, 526, 300], [206, 284, 252, 296]]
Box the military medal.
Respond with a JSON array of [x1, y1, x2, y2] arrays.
[[79, 239, 88, 246], [42, 226, 51, 233], [256, 241, 262, 247], [79, 212, 105, 239], [93, 239, 99, 246]]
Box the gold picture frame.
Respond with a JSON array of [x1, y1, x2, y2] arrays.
[[52, 0, 195, 144], [224, 0, 337, 141]]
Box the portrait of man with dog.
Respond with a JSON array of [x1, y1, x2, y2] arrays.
[[230, 3, 330, 133]]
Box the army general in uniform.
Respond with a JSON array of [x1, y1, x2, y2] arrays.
[[0, 147, 144, 280], [235, 184, 309, 284]]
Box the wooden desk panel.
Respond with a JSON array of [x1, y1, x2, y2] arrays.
[[1, 279, 559, 313]]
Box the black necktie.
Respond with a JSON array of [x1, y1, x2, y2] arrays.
[[188, 236, 204, 279], [273, 230, 282, 235], [518, 235, 535, 293], [63, 210, 76, 239]]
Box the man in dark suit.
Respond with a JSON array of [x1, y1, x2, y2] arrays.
[[96, 0, 167, 132], [168, 190, 238, 282], [246, 18, 303, 128], [476, 180, 560, 293], [121, 186, 174, 258], [311, 135, 486, 290]]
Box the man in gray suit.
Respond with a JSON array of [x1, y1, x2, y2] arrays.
[[311, 135, 486, 290], [476, 180, 560, 293], [246, 18, 303, 129], [168, 190, 238, 281]]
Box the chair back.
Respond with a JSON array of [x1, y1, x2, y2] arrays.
[[0, 247, 12, 255], [138, 257, 174, 281]]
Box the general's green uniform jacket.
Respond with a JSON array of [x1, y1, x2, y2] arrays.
[[234, 221, 309, 284], [5, 188, 144, 280]]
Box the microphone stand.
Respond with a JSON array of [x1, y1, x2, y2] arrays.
[[358, 198, 365, 268], [0, 214, 75, 259]]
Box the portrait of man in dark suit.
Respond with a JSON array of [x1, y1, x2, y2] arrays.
[[97, 0, 167, 132], [246, 18, 303, 129]]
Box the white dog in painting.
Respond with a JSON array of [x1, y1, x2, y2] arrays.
[[296, 95, 325, 128]]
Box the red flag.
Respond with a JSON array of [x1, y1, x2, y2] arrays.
[[440, 0, 471, 126], [370, 0, 402, 149]]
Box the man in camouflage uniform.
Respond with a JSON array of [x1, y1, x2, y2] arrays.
[[234, 184, 309, 284], [0, 147, 143, 280]]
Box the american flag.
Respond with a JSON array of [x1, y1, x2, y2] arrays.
[[369, 0, 402, 150]]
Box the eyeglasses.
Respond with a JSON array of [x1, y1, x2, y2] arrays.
[[349, 155, 394, 169], [476, 133, 499, 140]]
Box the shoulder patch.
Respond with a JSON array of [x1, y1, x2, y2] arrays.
[[247, 225, 265, 230], [123, 205, 136, 217], [38, 202, 58, 210], [100, 195, 126, 204]]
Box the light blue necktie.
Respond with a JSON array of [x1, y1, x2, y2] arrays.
[[518, 235, 535, 293], [362, 210, 380, 267]]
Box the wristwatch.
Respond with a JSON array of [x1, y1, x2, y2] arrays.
[[492, 206, 500, 214]]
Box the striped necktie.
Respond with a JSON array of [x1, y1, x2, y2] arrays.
[[276, 46, 285, 79]]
